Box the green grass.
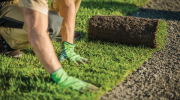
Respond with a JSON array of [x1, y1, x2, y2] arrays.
[[0, 0, 167, 100]]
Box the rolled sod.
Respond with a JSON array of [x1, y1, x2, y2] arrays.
[[88, 15, 160, 48]]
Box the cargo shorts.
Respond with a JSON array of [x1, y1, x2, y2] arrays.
[[0, 0, 63, 50]]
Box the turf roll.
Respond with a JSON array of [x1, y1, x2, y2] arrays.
[[88, 15, 161, 48]]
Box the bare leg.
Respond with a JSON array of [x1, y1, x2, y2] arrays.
[[58, 0, 76, 44], [57, 0, 81, 43]]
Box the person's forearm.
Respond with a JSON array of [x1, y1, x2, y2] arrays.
[[59, 0, 76, 44], [22, 8, 61, 74]]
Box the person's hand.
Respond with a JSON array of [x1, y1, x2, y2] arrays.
[[51, 68, 99, 92], [59, 41, 90, 65]]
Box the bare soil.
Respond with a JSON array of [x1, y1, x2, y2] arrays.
[[88, 16, 160, 48], [101, 0, 180, 99]]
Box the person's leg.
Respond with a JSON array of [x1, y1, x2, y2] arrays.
[[50, 0, 82, 41], [57, 0, 82, 40], [0, 1, 30, 57], [58, 0, 82, 42], [0, 2, 64, 54]]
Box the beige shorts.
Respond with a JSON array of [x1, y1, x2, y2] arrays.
[[0, 1, 31, 50], [19, 0, 48, 15], [0, 0, 81, 50]]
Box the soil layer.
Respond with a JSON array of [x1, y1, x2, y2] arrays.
[[88, 16, 160, 48], [101, 0, 180, 99]]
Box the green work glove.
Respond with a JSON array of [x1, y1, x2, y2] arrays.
[[51, 68, 98, 92], [59, 41, 90, 65]]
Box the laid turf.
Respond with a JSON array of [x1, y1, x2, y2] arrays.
[[0, 0, 167, 100]]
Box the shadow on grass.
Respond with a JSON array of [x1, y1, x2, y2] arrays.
[[20, 48, 36, 56], [129, 8, 180, 21], [81, 1, 180, 21]]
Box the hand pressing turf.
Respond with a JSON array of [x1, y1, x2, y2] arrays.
[[51, 68, 99, 92], [59, 41, 90, 65]]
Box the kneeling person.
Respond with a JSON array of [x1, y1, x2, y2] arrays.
[[0, 0, 98, 92]]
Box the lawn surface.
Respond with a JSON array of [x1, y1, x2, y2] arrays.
[[0, 0, 167, 100]]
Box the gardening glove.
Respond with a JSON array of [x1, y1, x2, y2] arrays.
[[59, 41, 90, 65], [51, 68, 99, 92]]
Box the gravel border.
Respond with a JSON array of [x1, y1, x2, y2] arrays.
[[101, 0, 180, 99]]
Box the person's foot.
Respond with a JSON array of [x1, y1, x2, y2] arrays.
[[52, 32, 82, 42], [7, 50, 22, 58]]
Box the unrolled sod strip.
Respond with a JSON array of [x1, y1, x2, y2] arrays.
[[88, 15, 160, 48]]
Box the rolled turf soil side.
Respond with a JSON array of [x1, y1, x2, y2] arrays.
[[88, 15, 160, 48], [101, 0, 180, 99]]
